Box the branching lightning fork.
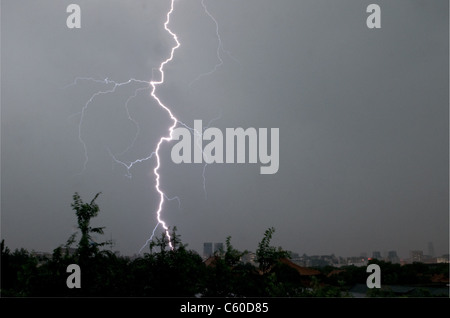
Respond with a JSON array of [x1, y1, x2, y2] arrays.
[[190, 0, 238, 87], [70, 1, 180, 251], [70, 0, 232, 254]]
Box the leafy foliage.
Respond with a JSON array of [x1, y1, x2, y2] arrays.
[[256, 227, 290, 273], [68, 192, 112, 259]]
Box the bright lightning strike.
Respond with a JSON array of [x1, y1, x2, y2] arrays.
[[69, 0, 232, 255], [70, 1, 181, 252], [138, 0, 230, 249], [145, 0, 181, 251]]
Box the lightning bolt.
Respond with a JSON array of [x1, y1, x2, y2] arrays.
[[67, 77, 150, 173], [69, 0, 232, 254], [69, 1, 180, 252], [145, 0, 180, 250]]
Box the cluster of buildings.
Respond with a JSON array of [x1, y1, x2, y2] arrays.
[[202, 241, 450, 268], [289, 251, 449, 268], [202, 242, 224, 258]]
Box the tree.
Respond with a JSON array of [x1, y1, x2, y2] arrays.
[[148, 226, 185, 254], [256, 227, 290, 273], [57, 192, 115, 296], [134, 227, 205, 296], [67, 192, 111, 259], [224, 236, 246, 267], [0, 244, 38, 296]]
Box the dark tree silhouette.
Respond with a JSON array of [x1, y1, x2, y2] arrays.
[[256, 227, 290, 274], [67, 192, 112, 259]]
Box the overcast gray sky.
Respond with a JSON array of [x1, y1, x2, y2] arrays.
[[1, 0, 449, 259]]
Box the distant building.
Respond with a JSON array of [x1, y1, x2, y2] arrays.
[[372, 251, 382, 260], [346, 256, 367, 267], [31, 251, 52, 259], [410, 250, 424, 263], [203, 242, 213, 258], [437, 254, 449, 264], [241, 252, 258, 266], [290, 254, 341, 267], [388, 251, 400, 264], [203, 242, 224, 258]]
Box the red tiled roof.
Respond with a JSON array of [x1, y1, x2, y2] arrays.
[[279, 258, 321, 276], [203, 256, 220, 267]]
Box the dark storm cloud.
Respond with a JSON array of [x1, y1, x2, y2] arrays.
[[1, 0, 448, 259]]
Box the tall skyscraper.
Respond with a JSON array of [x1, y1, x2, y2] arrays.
[[203, 242, 213, 258], [372, 251, 382, 260], [387, 251, 399, 263]]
